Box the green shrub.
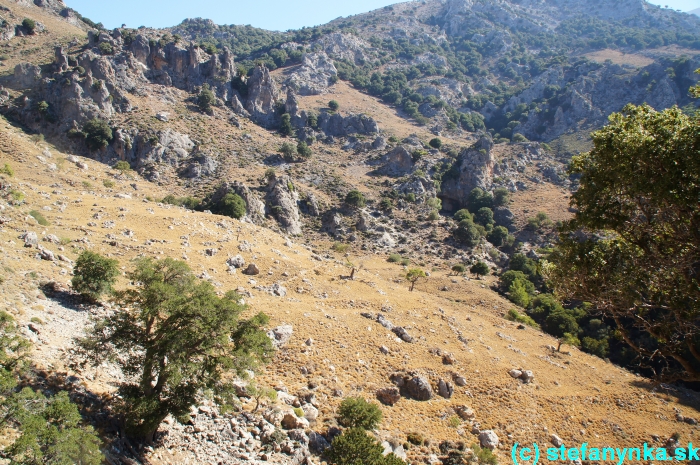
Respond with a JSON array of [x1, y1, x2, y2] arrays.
[[453, 219, 481, 247], [218, 193, 246, 219], [505, 308, 539, 328], [426, 197, 441, 210], [333, 242, 350, 253], [472, 443, 498, 465], [1, 163, 13, 177], [325, 428, 404, 465], [427, 210, 439, 221], [400, 258, 410, 266], [527, 212, 553, 231], [387, 254, 402, 263], [328, 100, 339, 111], [451, 264, 466, 275], [82, 181, 92, 189], [474, 207, 494, 227], [307, 112, 318, 129], [405, 193, 416, 203], [512, 133, 528, 142], [1, 389, 103, 464], [345, 190, 365, 209], [487, 226, 509, 246], [337, 397, 382, 430], [297, 141, 312, 158], [454, 209, 472, 222], [22, 18, 35, 34], [29, 210, 49, 226], [197, 84, 216, 114], [467, 188, 493, 212], [406, 432, 424, 446], [103, 179, 115, 188], [114, 160, 130, 172], [379, 198, 393, 211], [279, 142, 296, 160], [71, 250, 119, 301], [493, 187, 510, 206], [293, 407, 305, 417], [98, 41, 113, 55], [448, 416, 461, 428], [508, 279, 533, 308], [470, 261, 489, 277], [581, 336, 609, 358], [83, 119, 113, 151], [509, 254, 538, 279], [280, 113, 293, 136], [9, 190, 24, 203], [429, 137, 442, 149], [543, 308, 579, 338], [161, 195, 201, 210]]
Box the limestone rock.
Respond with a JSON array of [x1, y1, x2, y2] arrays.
[[266, 173, 302, 235], [281, 412, 309, 430], [405, 376, 433, 401], [21, 231, 38, 247], [245, 65, 279, 127], [376, 387, 401, 406], [437, 379, 454, 399], [227, 255, 245, 268], [479, 430, 499, 450], [284, 52, 338, 95], [455, 406, 475, 420], [550, 434, 564, 447], [378, 146, 414, 177], [439, 136, 495, 211], [243, 264, 260, 275], [267, 325, 293, 348]]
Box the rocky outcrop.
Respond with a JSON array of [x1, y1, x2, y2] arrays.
[[313, 33, 370, 65], [376, 146, 414, 176], [284, 52, 337, 96], [266, 173, 302, 235], [245, 65, 280, 127], [316, 111, 379, 137], [394, 175, 437, 200], [439, 136, 494, 211], [210, 182, 266, 225]]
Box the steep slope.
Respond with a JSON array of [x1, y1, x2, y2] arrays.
[[1, 115, 699, 465]]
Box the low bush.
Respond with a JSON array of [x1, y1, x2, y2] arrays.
[[71, 250, 119, 301], [29, 210, 49, 226], [337, 397, 382, 430]]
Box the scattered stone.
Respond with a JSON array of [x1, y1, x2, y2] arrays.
[[227, 255, 246, 268], [379, 345, 390, 355], [455, 406, 475, 420], [405, 376, 433, 401], [243, 264, 260, 275], [509, 369, 523, 378], [520, 370, 534, 383], [437, 379, 454, 399], [479, 430, 499, 450], [392, 326, 414, 343], [550, 434, 564, 447], [271, 283, 287, 297], [39, 248, 55, 261], [453, 374, 467, 386], [281, 413, 309, 430], [21, 231, 38, 247], [267, 325, 293, 348], [376, 387, 401, 406], [442, 353, 456, 365]]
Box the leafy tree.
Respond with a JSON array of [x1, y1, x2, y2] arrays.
[[297, 141, 312, 158], [280, 113, 293, 136], [279, 142, 296, 160], [543, 309, 579, 338], [487, 225, 509, 246], [467, 188, 493, 212], [345, 190, 366, 209], [337, 397, 382, 430], [406, 268, 426, 292], [474, 207, 494, 227], [219, 193, 246, 219], [557, 333, 580, 352], [2, 389, 103, 464], [307, 112, 318, 129], [470, 261, 489, 277], [379, 198, 393, 212], [493, 187, 510, 207], [98, 41, 113, 55], [0, 311, 30, 390], [325, 428, 404, 465], [451, 264, 466, 275], [328, 100, 339, 111], [429, 137, 442, 149], [114, 160, 130, 172], [508, 279, 533, 308], [77, 258, 273, 441], [197, 84, 216, 114], [500, 270, 535, 294], [550, 103, 700, 382], [82, 119, 113, 151], [454, 209, 473, 222], [71, 250, 119, 301], [22, 18, 35, 34], [509, 253, 538, 279], [453, 219, 481, 247]]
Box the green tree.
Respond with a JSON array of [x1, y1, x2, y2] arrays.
[[429, 137, 442, 149], [77, 258, 273, 441], [297, 141, 312, 158], [98, 41, 114, 55], [406, 268, 426, 292], [508, 279, 533, 308], [454, 209, 473, 222], [470, 261, 489, 278], [487, 225, 509, 246], [280, 113, 293, 136], [345, 190, 366, 209], [453, 219, 481, 247], [557, 333, 580, 352], [0, 311, 30, 391], [219, 193, 246, 219], [71, 250, 119, 301], [451, 264, 466, 275], [279, 142, 296, 160], [114, 160, 130, 173], [474, 207, 494, 227], [328, 100, 339, 111], [22, 18, 35, 34], [307, 112, 318, 129], [197, 84, 216, 114], [493, 187, 510, 207], [379, 198, 393, 212], [550, 103, 700, 382], [337, 397, 382, 430], [467, 188, 493, 212], [82, 119, 113, 151]]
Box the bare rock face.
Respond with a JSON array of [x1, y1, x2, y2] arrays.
[[266, 173, 302, 235], [316, 111, 379, 137], [181, 150, 218, 178], [245, 65, 279, 127], [377, 146, 414, 177], [439, 136, 495, 211], [314, 33, 369, 65], [13, 63, 42, 88], [284, 52, 338, 96], [395, 175, 436, 199]]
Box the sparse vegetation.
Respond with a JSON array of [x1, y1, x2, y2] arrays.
[[337, 397, 382, 430], [103, 179, 115, 188], [22, 18, 35, 34], [114, 160, 131, 173], [82, 118, 113, 151], [0, 163, 13, 177], [162, 194, 201, 210], [406, 268, 426, 292], [29, 210, 49, 226], [197, 84, 216, 114]]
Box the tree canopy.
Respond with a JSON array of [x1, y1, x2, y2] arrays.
[[550, 102, 700, 382]]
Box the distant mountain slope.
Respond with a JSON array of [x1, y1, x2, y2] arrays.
[[691, 7, 700, 17]]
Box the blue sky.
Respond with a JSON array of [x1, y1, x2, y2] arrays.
[[63, 0, 699, 31]]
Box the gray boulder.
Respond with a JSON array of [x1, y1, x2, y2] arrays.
[[209, 181, 266, 225], [267, 325, 293, 348], [21, 231, 38, 248], [437, 379, 454, 399], [227, 255, 245, 268], [479, 430, 499, 449], [405, 376, 433, 401], [309, 432, 330, 453], [392, 326, 414, 343], [376, 387, 401, 406], [266, 173, 302, 235], [378, 146, 413, 177], [245, 65, 279, 127], [440, 136, 495, 211]]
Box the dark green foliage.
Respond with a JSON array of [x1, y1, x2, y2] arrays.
[[82, 119, 113, 151], [387, 254, 402, 263], [505, 308, 539, 328], [406, 432, 424, 446], [451, 264, 466, 275], [98, 41, 114, 55], [543, 309, 579, 338], [328, 100, 339, 111], [453, 219, 481, 247], [470, 261, 489, 277], [429, 137, 442, 149], [474, 207, 494, 227], [526, 212, 552, 231], [161, 195, 201, 210], [467, 188, 493, 212], [337, 397, 382, 430], [297, 141, 312, 158], [280, 113, 293, 136], [453, 209, 472, 222], [508, 254, 538, 280], [345, 190, 366, 209], [581, 336, 609, 358], [114, 160, 131, 172], [22, 18, 35, 34], [219, 193, 246, 219], [1, 389, 103, 464], [197, 84, 216, 114], [279, 142, 296, 160], [379, 198, 393, 212], [493, 188, 510, 207], [29, 210, 49, 226], [487, 225, 509, 247], [307, 112, 318, 129], [0, 311, 30, 378], [325, 428, 404, 465], [551, 102, 700, 381], [71, 250, 119, 301], [77, 258, 273, 441]]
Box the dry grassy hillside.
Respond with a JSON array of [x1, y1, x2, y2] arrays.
[[0, 117, 699, 464]]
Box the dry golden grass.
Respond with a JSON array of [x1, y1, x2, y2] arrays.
[[583, 49, 655, 68], [0, 118, 698, 463]]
